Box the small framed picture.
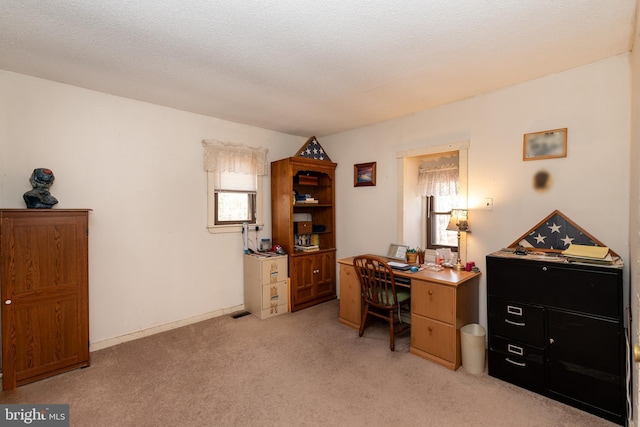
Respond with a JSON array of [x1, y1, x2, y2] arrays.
[[387, 244, 408, 261], [354, 162, 376, 187], [523, 128, 567, 161]]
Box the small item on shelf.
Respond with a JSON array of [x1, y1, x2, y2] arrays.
[[294, 245, 319, 252], [312, 224, 326, 233], [294, 221, 312, 234], [295, 193, 319, 204], [296, 174, 319, 186]]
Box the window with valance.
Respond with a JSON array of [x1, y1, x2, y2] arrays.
[[419, 161, 459, 249], [202, 140, 268, 231]]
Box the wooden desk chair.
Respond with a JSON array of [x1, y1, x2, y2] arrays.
[[353, 255, 411, 351]]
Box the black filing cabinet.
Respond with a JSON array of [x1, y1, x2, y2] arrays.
[[486, 254, 627, 425]]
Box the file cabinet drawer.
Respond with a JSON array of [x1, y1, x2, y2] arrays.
[[488, 347, 544, 392], [261, 257, 288, 284], [488, 298, 544, 346], [411, 315, 455, 363], [411, 281, 454, 324], [262, 281, 288, 310], [489, 335, 544, 363], [487, 256, 620, 318]]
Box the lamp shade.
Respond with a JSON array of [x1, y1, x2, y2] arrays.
[[446, 209, 470, 232]]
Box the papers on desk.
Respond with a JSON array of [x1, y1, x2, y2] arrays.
[[388, 261, 411, 271], [562, 244, 614, 265]]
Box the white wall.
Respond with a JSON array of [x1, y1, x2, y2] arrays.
[[0, 70, 304, 348], [324, 54, 631, 329]]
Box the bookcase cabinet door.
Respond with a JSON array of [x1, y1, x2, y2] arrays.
[[290, 250, 336, 311]]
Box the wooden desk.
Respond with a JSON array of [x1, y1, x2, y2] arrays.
[[337, 256, 480, 370]]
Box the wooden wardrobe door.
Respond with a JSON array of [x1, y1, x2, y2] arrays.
[[1, 210, 90, 390]]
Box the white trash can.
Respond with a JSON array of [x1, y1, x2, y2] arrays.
[[460, 323, 486, 374]]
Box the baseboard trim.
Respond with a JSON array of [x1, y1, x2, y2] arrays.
[[90, 304, 245, 352]]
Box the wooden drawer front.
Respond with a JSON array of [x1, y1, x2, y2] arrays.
[[411, 315, 455, 362], [339, 265, 362, 328], [262, 281, 288, 310], [412, 281, 454, 324], [488, 298, 544, 346], [261, 257, 288, 284], [488, 345, 544, 392], [294, 221, 312, 234]]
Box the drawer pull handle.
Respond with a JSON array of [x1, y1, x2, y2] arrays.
[[428, 290, 433, 296], [506, 305, 523, 316], [505, 319, 525, 327], [505, 357, 526, 367], [507, 344, 523, 356], [542, 266, 547, 272]]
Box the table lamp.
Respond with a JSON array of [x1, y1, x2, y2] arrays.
[[446, 209, 470, 271]]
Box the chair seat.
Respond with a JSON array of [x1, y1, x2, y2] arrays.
[[369, 288, 410, 306], [396, 288, 410, 303]]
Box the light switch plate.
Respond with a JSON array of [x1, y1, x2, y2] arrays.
[[482, 198, 493, 210]]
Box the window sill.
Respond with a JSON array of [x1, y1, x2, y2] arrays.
[[207, 224, 263, 234]]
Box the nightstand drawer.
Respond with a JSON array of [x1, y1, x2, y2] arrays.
[[411, 281, 454, 324], [411, 315, 455, 363], [262, 281, 288, 310]]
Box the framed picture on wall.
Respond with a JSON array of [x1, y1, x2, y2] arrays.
[[354, 162, 376, 187], [523, 128, 567, 161]]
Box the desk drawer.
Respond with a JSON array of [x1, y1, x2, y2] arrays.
[[411, 315, 455, 363], [412, 281, 454, 324]]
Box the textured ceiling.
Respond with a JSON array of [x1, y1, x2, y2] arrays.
[[0, 1, 637, 137]]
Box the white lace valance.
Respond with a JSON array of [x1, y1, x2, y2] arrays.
[[418, 164, 459, 197], [202, 139, 269, 176]]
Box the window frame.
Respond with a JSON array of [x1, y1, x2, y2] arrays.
[[207, 171, 263, 233], [213, 190, 257, 225], [425, 195, 457, 250]]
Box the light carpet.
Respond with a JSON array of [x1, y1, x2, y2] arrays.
[[0, 300, 616, 426]]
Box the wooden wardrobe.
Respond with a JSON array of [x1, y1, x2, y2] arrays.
[[0, 209, 90, 390]]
